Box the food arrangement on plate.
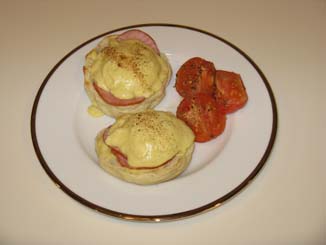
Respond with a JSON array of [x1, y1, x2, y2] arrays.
[[83, 29, 248, 185]]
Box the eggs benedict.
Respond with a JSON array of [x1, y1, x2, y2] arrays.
[[95, 110, 195, 185], [84, 29, 172, 118]]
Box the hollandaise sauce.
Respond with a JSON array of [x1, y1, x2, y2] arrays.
[[88, 37, 170, 99], [105, 111, 194, 168], [87, 105, 104, 117]]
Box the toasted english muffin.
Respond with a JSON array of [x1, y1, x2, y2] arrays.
[[83, 30, 172, 118], [95, 110, 195, 185]]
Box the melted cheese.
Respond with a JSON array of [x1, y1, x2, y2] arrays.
[[105, 110, 194, 168], [88, 37, 170, 99]]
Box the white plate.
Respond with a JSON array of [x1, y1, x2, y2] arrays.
[[31, 24, 277, 222]]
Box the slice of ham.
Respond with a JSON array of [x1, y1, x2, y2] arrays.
[[102, 126, 111, 142], [117, 29, 160, 54], [102, 127, 130, 166], [93, 82, 145, 106], [102, 125, 175, 170], [109, 146, 174, 170], [109, 146, 131, 168]]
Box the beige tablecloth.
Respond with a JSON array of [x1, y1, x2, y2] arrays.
[[1, 0, 325, 244]]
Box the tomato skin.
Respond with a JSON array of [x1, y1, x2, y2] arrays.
[[93, 82, 145, 106], [175, 57, 216, 97], [176, 93, 226, 142], [175, 58, 248, 143], [215, 70, 248, 114]]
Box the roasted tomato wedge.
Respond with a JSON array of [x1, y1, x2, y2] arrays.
[[93, 82, 145, 106], [175, 57, 216, 97], [215, 70, 248, 114], [176, 93, 226, 142]]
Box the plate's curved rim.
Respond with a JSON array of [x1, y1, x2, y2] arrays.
[[30, 23, 278, 222]]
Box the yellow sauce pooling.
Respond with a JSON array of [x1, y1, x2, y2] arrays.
[[87, 105, 104, 117], [88, 37, 170, 99], [105, 111, 194, 168]]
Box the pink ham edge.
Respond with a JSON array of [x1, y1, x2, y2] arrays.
[[109, 146, 130, 168], [102, 127, 129, 168], [110, 146, 176, 170], [117, 29, 160, 54], [102, 126, 111, 142], [93, 82, 145, 106], [103, 126, 176, 170]]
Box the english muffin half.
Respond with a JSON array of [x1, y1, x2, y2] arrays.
[[84, 29, 172, 118]]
